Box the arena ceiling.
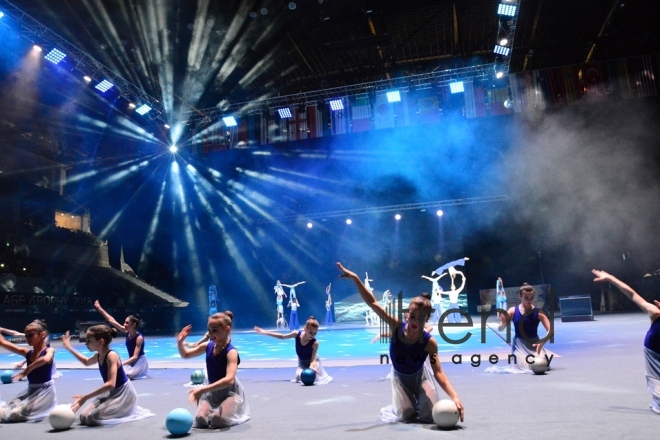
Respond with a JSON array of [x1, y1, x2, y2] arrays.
[[3, 0, 658, 121]]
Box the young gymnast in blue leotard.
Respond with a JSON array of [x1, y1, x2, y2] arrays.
[[254, 316, 333, 384], [0, 320, 56, 422], [94, 300, 149, 379], [62, 325, 153, 425], [336, 262, 464, 423], [177, 311, 250, 428]]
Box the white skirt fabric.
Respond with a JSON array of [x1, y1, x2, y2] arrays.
[[123, 355, 149, 380], [292, 357, 333, 385], [78, 380, 154, 426], [484, 336, 547, 374], [380, 359, 443, 423], [196, 376, 250, 428], [644, 347, 660, 414], [0, 379, 57, 422]]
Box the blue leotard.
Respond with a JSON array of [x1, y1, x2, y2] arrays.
[[389, 323, 432, 375], [206, 341, 240, 383], [98, 350, 129, 388], [26, 348, 53, 384]]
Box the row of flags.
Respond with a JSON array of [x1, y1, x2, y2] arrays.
[[191, 54, 659, 151]]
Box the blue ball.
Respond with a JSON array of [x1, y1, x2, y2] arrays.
[[1, 370, 13, 384], [166, 408, 193, 436], [190, 369, 205, 385], [300, 368, 316, 386]]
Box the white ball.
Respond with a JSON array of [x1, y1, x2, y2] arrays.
[[531, 356, 548, 375], [432, 399, 459, 428], [49, 404, 75, 430]]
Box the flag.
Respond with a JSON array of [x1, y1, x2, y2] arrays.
[[306, 103, 324, 138], [373, 94, 395, 129], [331, 109, 348, 135], [351, 95, 372, 132], [288, 107, 308, 141], [487, 87, 512, 116], [464, 82, 487, 118], [417, 94, 441, 124], [267, 113, 288, 143]]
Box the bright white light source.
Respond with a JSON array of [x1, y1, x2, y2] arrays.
[[449, 82, 464, 94], [329, 99, 344, 111], [306, 222, 313, 229], [386, 91, 401, 103], [95, 80, 114, 92], [346, 218, 352, 225], [394, 213, 402, 220], [223, 116, 237, 127], [278, 108, 292, 118], [169, 145, 178, 153]]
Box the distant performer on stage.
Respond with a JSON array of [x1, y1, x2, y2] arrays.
[[497, 283, 551, 372], [288, 296, 300, 331], [208, 284, 219, 317], [274, 280, 287, 328], [433, 258, 469, 323], [382, 289, 393, 306], [495, 277, 507, 316], [592, 269, 660, 414], [94, 300, 149, 380], [364, 272, 374, 293], [325, 284, 334, 329], [281, 281, 306, 300], [254, 317, 333, 385], [422, 273, 447, 324]]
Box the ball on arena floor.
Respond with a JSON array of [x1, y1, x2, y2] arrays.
[[49, 404, 76, 431], [432, 399, 459, 429], [531, 356, 548, 375], [190, 369, 205, 385], [1, 370, 13, 384], [166, 408, 193, 436], [300, 368, 316, 386]]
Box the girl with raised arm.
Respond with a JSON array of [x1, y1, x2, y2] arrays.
[[0, 320, 56, 422], [593, 269, 660, 414], [177, 311, 250, 428], [254, 316, 333, 384], [94, 300, 149, 379], [337, 262, 464, 423], [61, 326, 153, 425]]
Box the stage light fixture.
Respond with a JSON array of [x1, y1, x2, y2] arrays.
[[498, 3, 517, 17], [449, 82, 464, 94], [0, 12, 4, 19], [45, 48, 66, 65], [169, 145, 178, 153], [223, 116, 237, 127], [164, 124, 170, 129], [395, 213, 402, 220], [128, 102, 136, 109], [386, 91, 401, 103], [329, 99, 344, 111], [136, 104, 152, 115], [33, 45, 42, 52], [346, 218, 352, 225], [83, 75, 92, 82], [436, 210, 444, 217], [277, 107, 292, 118], [504, 98, 513, 109], [494, 45, 511, 56], [95, 79, 114, 92], [306, 222, 313, 229]]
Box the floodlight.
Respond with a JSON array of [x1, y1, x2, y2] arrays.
[[95, 80, 114, 92], [449, 82, 464, 94], [169, 145, 178, 153], [45, 48, 66, 65], [277, 107, 292, 118], [498, 4, 517, 17], [494, 45, 511, 56], [136, 104, 151, 115], [386, 91, 401, 103], [329, 99, 344, 111], [223, 116, 237, 127]]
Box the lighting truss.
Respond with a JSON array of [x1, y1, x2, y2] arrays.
[[0, 0, 164, 121], [256, 195, 508, 224], [182, 64, 498, 124]]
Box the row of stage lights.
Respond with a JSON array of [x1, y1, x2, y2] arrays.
[[30, 45, 154, 118], [303, 210, 445, 229]]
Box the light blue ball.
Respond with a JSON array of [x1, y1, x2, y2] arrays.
[[301, 368, 316, 386], [190, 369, 205, 385], [166, 407, 193, 436], [1, 370, 13, 384]]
